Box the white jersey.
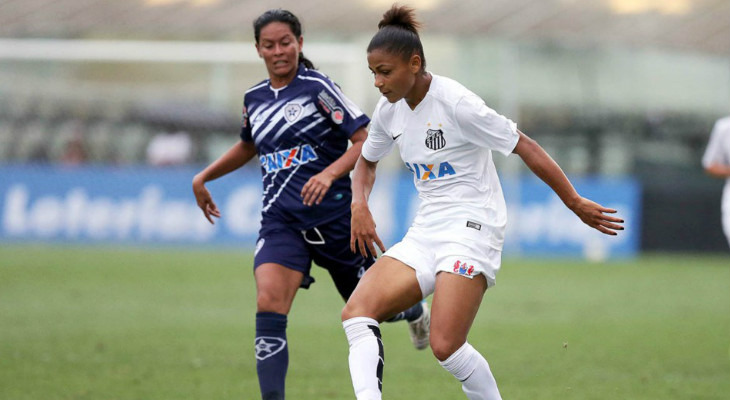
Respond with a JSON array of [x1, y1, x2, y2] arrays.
[[703, 116, 730, 189], [362, 74, 519, 250], [702, 116, 730, 244]]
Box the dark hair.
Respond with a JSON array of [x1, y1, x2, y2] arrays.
[[253, 9, 315, 70], [367, 4, 426, 71]]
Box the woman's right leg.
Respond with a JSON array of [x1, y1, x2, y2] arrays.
[[341, 256, 423, 400], [254, 263, 304, 400], [252, 221, 311, 400]]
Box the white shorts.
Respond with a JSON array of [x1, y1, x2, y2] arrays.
[[383, 218, 503, 298]]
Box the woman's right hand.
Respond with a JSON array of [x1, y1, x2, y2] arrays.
[[192, 175, 221, 224], [350, 201, 385, 257]]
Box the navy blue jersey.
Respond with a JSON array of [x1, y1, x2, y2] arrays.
[[241, 64, 370, 230]]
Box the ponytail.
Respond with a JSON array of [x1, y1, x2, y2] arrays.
[[367, 4, 426, 70], [298, 53, 315, 69]]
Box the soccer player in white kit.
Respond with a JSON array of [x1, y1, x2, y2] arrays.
[[702, 116, 730, 247], [341, 5, 625, 400]]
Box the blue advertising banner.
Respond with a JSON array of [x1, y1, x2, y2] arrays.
[[0, 165, 640, 258], [501, 177, 641, 259]]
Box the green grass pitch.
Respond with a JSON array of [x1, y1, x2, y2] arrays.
[[1, 245, 728, 399]]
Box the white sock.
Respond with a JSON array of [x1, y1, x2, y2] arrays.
[[439, 342, 502, 400], [343, 317, 383, 400]]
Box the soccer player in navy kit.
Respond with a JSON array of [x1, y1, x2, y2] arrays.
[[342, 5, 625, 400], [191, 9, 427, 400]]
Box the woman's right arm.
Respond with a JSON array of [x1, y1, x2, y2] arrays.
[[192, 140, 257, 224], [702, 119, 730, 178], [350, 155, 385, 257], [704, 163, 730, 178]]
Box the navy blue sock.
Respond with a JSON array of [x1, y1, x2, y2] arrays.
[[386, 300, 424, 322], [255, 312, 288, 400]]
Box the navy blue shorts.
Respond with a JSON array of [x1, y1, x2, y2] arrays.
[[253, 214, 375, 300]]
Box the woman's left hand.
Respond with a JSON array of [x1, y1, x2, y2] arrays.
[[301, 171, 335, 206], [570, 197, 625, 235]]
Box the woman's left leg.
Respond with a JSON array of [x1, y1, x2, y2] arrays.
[[430, 272, 502, 400]]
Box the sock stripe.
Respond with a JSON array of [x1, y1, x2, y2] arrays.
[[367, 325, 384, 392]]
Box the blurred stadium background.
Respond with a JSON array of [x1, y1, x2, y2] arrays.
[[1, 1, 729, 399], [1, 0, 729, 253]]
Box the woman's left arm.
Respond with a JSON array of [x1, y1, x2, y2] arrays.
[[512, 130, 624, 235], [301, 126, 368, 206]]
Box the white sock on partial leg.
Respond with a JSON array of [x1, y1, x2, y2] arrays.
[[439, 342, 502, 400], [343, 317, 384, 400]]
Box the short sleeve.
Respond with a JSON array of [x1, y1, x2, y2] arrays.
[[239, 99, 253, 142], [703, 118, 730, 168], [455, 95, 519, 156], [361, 99, 395, 162], [313, 82, 370, 138]]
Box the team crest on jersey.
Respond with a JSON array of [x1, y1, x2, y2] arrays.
[[255, 337, 287, 360], [453, 260, 475, 277], [284, 102, 302, 123], [260, 144, 319, 174], [425, 129, 446, 150]]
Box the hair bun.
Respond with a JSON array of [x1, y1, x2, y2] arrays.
[[378, 4, 421, 34]]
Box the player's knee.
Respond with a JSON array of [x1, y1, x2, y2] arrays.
[[256, 290, 291, 314], [430, 334, 464, 362], [341, 301, 360, 322], [341, 299, 375, 322]]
